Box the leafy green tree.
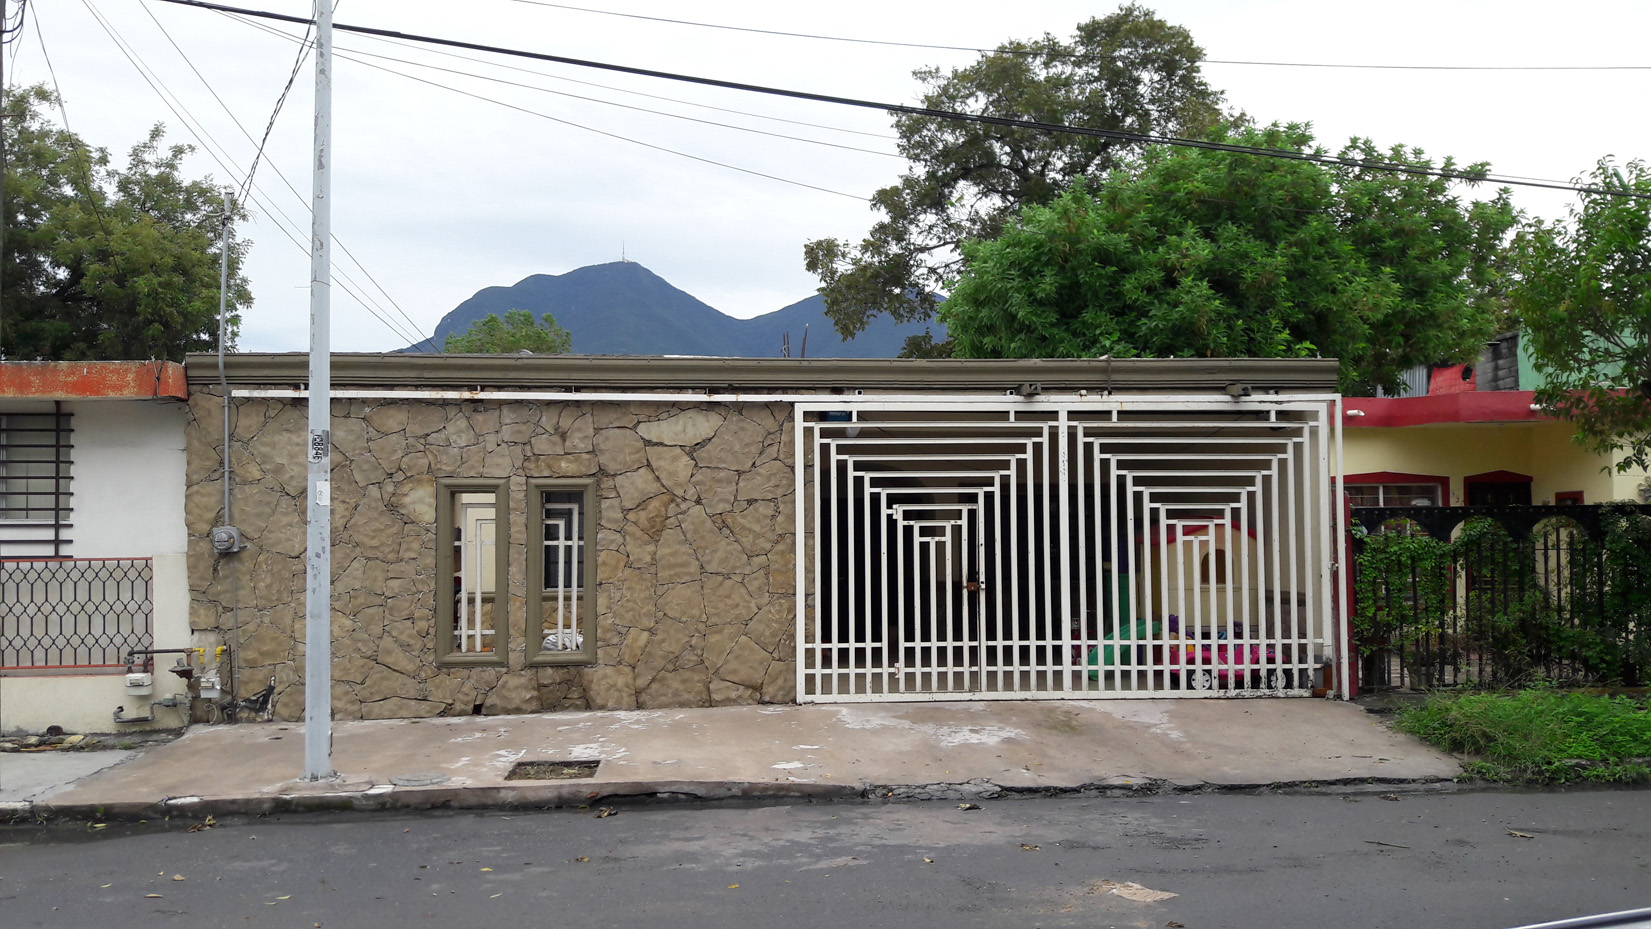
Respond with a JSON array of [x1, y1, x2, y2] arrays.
[[1513, 159, 1651, 472], [1, 84, 250, 362], [937, 123, 1519, 393], [803, 5, 1223, 354], [443, 309, 572, 354]]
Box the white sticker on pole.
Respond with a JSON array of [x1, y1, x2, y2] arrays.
[[316, 480, 331, 507], [308, 429, 330, 463]]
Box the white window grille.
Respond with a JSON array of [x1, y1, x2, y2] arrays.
[[439, 484, 505, 662], [533, 487, 590, 658], [457, 496, 496, 653]]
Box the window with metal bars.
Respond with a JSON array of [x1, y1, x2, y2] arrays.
[[0, 407, 74, 555], [435, 480, 508, 665], [528, 482, 595, 665]]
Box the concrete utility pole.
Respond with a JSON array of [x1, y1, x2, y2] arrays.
[[303, 0, 336, 781], [2, 0, 9, 363]]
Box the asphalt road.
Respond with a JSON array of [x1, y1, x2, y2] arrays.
[[2, 789, 1648, 929]]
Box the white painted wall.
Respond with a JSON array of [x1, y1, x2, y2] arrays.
[[1, 400, 192, 735], [66, 400, 189, 558]]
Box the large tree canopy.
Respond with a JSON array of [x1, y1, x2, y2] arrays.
[[937, 123, 1519, 393], [1513, 158, 1651, 472], [803, 5, 1223, 353], [1, 85, 250, 362], [443, 309, 572, 354]]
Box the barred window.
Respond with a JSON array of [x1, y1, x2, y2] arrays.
[[0, 407, 74, 555], [436, 481, 508, 665], [528, 482, 595, 665]]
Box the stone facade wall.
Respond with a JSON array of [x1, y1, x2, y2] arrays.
[[185, 388, 796, 721]]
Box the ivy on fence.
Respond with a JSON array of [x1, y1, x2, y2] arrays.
[[1351, 504, 1651, 689]]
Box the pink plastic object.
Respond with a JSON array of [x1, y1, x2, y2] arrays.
[[1165, 642, 1272, 681]]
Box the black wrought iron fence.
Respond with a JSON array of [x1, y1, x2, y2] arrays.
[[0, 558, 153, 670], [1349, 504, 1651, 689]]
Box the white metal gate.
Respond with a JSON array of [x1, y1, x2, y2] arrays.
[[795, 397, 1342, 701]]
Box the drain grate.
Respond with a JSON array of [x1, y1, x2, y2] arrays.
[[506, 759, 600, 781]]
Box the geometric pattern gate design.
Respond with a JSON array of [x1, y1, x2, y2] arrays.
[[796, 398, 1341, 702]]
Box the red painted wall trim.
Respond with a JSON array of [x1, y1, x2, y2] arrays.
[[0, 361, 187, 400], [1344, 390, 1548, 427]]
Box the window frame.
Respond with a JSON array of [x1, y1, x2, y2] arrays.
[[1342, 471, 1449, 508], [435, 478, 510, 667], [526, 479, 597, 666], [0, 405, 75, 556]]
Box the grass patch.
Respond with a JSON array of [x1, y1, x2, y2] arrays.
[[1394, 689, 1651, 785]]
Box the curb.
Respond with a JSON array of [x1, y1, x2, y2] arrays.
[[2, 774, 1466, 824]]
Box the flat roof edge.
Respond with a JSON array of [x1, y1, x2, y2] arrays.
[[1, 361, 188, 400], [184, 353, 1340, 393]]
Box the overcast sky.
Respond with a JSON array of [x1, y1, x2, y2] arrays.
[[13, 0, 1651, 352]]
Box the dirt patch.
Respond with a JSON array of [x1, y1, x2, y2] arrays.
[[505, 760, 601, 781]]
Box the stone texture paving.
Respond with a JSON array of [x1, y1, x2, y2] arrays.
[[186, 390, 795, 721]]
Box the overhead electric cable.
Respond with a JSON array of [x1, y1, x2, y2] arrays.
[[222, 10, 866, 199], [355, 28, 895, 139], [32, 5, 112, 237], [233, 0, 312, 202], [156, 0, 1650, 201], [138, 0, 439, 351], [507, 0, 1651, 72], [301, 33, 900, 158], [84, 0, 432, 349], [83, 6, 428, 349]]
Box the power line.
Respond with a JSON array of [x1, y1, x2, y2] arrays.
[[309, 32, 901, 159], [32, 4, 113, 237], [2, 0, 27, 39], [354, 27, 895, 140], [222, 10, 868, 199], [83, 0, 432, 349], [155, 0, 1651, 202], [505, 0, 1651, 72], [233, 0, 311, 202], [138, 0, 439, 351]]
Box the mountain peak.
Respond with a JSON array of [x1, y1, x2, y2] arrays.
[[418, 263, 943, 357]]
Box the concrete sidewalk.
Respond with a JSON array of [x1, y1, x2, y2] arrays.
[[0, 699, 1461, 820]]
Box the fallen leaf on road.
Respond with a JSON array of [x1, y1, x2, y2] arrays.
[[573, 856, 589, 863], [728, 884, 739, 890], [1169, 922, 1187, 927], [490, 893, 502, 899], [101, 884, 112, 889], [1507, 830, 1535, 839], [1379, 794, 1401, 801], [144, 894, 163, 899], [923, 857, 934, 864], [594, 807, 617, 818], [1019, 844, 1040, 851], [957, 803, 981, 811], [89, 824, 107, 830], [480, 868, 493, 872], [275, 895, 291, 900]]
